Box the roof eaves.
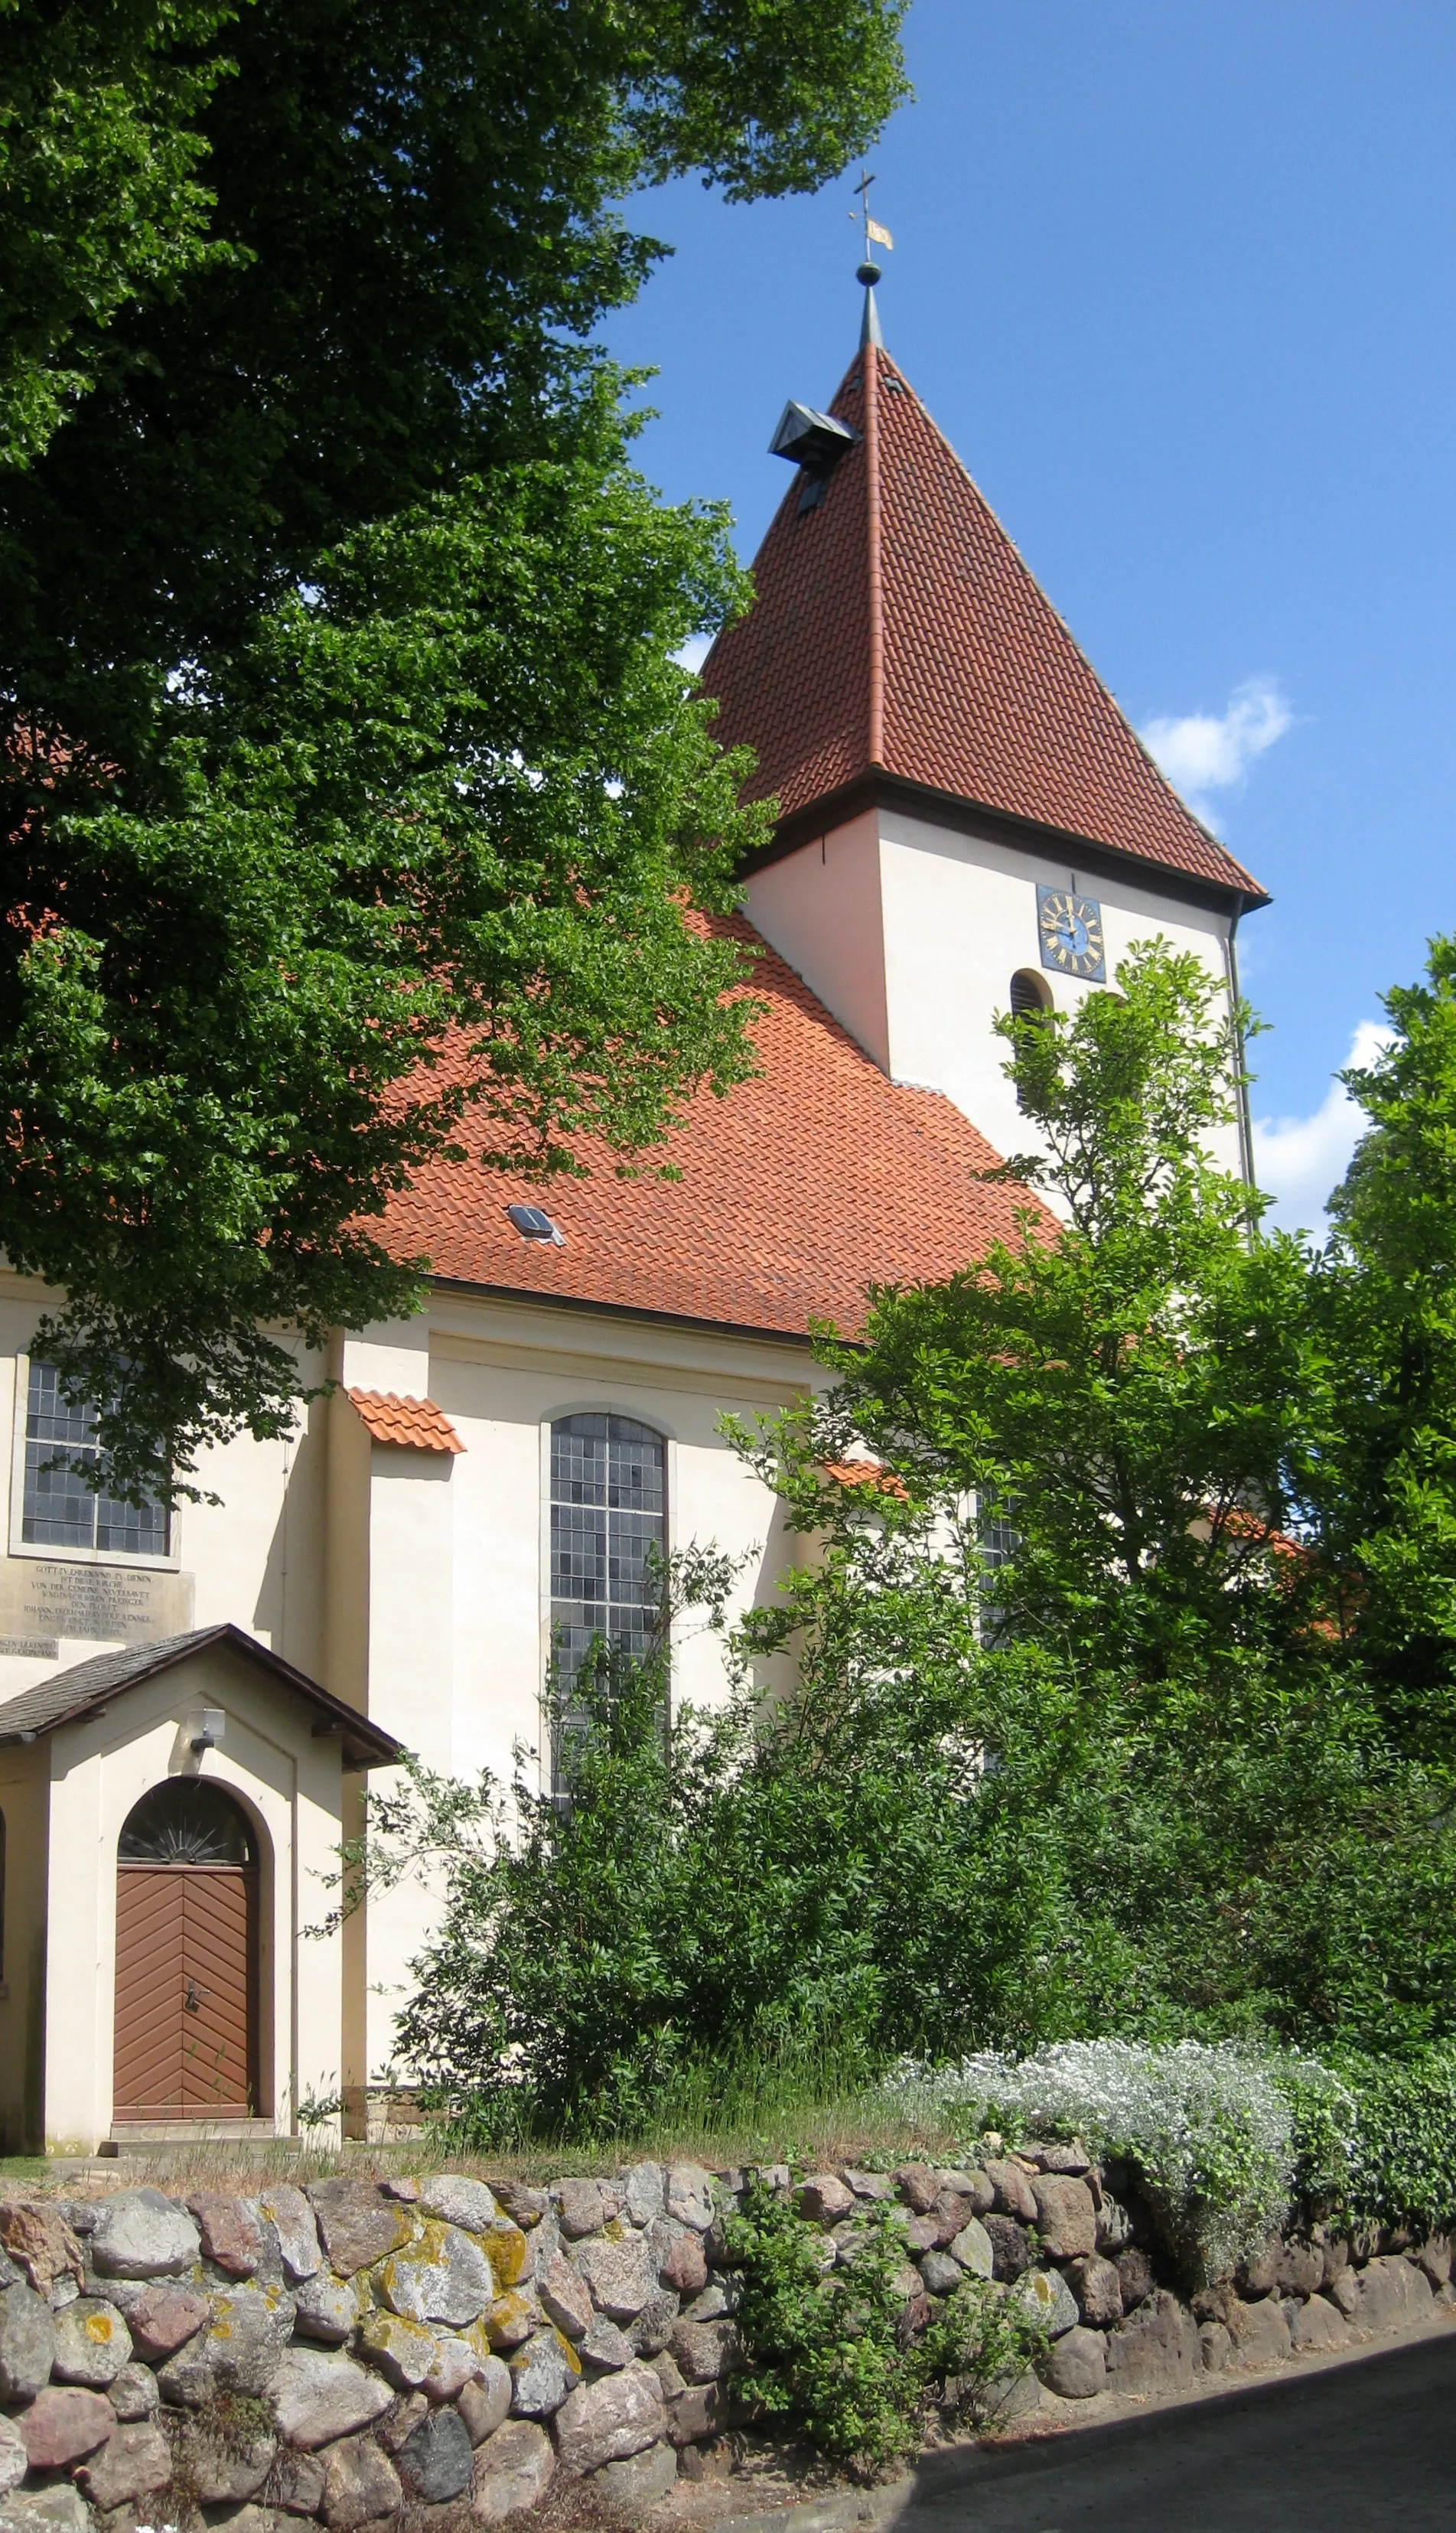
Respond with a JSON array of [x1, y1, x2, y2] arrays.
[[743, 768, 1271, 914], [425, 1276, 823, 1352]]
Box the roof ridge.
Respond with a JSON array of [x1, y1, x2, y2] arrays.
[[865, 343, 885, 769]]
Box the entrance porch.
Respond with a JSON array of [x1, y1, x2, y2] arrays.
[[0, 1623, 402, 2154]]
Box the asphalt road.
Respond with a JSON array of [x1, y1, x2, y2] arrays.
[[894, 2332, 1456, 2531]]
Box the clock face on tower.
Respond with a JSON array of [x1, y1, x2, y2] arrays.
[[1037, 886, 1106, 981]]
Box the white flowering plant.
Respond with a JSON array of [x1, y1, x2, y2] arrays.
[[884, 2039, 1359, 2284]]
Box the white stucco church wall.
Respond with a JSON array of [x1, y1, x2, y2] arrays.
[[747, 806, 1248, 1182], [325, 1300, 815, 2080]]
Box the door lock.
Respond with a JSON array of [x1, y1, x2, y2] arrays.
[[185, 1980, 201, 2013]]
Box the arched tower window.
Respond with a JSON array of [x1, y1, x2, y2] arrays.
[[1008, 970, 1053, 1111], [549, 1414, 666, 1775], [1009, 968, 1053, 1021]]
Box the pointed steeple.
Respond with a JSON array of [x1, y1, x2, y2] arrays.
[[703, 326, 1266, 904]]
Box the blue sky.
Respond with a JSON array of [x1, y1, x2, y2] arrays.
[[604, 0, 1456, 1232]]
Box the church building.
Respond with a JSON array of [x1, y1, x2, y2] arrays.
[[0, 282, 1267, 2153]]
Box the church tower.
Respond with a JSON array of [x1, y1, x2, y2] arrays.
[[702, 275, 1269, 1178]]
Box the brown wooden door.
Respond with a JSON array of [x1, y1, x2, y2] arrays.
[[114, 1862, 259, 2117]]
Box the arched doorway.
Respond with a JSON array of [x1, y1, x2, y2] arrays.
[[113, 1780, 260, 2121]]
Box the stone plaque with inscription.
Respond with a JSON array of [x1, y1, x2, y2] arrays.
[[0, 1557, 194, 1648]]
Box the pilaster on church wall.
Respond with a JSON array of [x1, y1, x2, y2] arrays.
[[744, 808, 891, 1074]]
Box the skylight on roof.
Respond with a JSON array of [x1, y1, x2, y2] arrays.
[[506, 1203, 565, 1247]]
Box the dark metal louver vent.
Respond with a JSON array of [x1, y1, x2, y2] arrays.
[[770, 401, 858, 512]]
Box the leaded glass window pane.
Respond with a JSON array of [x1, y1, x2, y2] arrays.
[[977, 1488, 1019, 1647], [549, 1413, 666, 1773], [21, 1361, 169, 1557]]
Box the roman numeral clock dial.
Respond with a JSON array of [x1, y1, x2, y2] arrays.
[[1037, 886, 1106, 981]]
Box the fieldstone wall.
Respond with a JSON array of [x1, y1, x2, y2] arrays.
[[0, 2149, 1449, 2533]]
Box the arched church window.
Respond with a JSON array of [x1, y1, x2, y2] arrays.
[[549, 1414, 666, 1780], [119, 1779, 256, 1866]]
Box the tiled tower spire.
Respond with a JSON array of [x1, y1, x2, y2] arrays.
[[702, 328, 1266, 905]]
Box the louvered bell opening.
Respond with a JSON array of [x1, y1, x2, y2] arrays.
[[1009, 969, 1052, 1021]]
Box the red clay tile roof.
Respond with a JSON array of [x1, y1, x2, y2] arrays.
[[702, 344, 1265, 902], [347, 1390, 465, 1453], [388, 914, 1044, 1339], [818, 1458, 910, 1499]]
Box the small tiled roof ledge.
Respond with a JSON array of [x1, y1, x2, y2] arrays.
[[347, 1388, 464, 1455]]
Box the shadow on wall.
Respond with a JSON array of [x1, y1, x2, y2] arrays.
[[252, 1394, 327, 1666]]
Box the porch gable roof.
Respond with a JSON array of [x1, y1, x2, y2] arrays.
[[0, 1622, 404, 1769]]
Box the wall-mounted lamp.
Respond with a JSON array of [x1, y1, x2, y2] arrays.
[[189, 1708, 226, 1755]]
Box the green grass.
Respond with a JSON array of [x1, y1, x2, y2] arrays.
[[6, 2066, 966, 2196]]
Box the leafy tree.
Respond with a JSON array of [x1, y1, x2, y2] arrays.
[[0, 0, 235, 471], [0, 0, 908, 1485], [376, 1481, 1456, 2127], [6, 452, 767, 1494], [793, 941, 1328, 1671], [1309, 938, 1456, 1757], [373, 941, 1456, 2129], [3, 0, 909, 738]]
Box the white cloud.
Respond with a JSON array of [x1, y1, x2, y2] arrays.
[[1252, 1019, 1394, 1235], [675, 633, 713, 674], [1141, 677, 1292, 824]]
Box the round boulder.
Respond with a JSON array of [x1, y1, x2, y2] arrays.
[[1014, 2268, 1080, 2339], [0, 2283, 57, 2403], [1037, 2324, 1107, 2400], [374, 2222, 494, 2328], [396, 2405, 474, 2502], [267, 2346, 395, 2450], [90, 2191, 200, 2281], [419, 2176, 498, 2235], [51, 2298, 132, 2388], [471, 2419, 555, 2523], [18, 2386, 116, 2471]]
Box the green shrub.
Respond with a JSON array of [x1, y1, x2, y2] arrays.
[[1275, 2055, 1359, 2215], [1337, 2044, 1456, 2235], [722, 2179, 1044, 2472]]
